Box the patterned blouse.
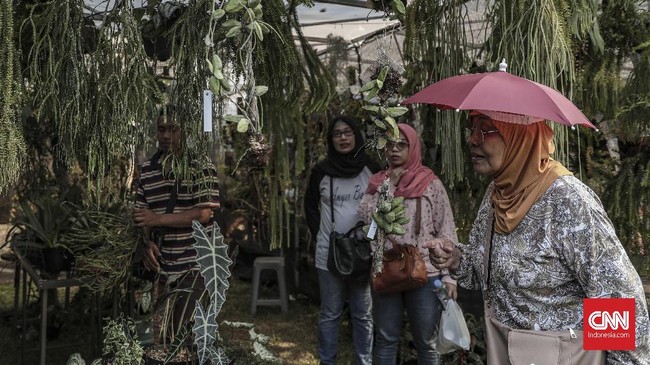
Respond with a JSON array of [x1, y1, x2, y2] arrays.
[[358, 179, 459, 282], [453, 175, 650, 364]]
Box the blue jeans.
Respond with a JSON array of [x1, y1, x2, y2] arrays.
[[373, 276, 443, 365], [317, 268, 373, 365]]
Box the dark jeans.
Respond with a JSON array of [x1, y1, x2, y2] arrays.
[[373, 276, 443, 365], [317, 268, 373, 365]]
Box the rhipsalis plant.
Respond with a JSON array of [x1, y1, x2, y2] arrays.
[[62, 207, 141, 295], [402, 0, 470, 185], [191, 220, 233, 365], [0, 0, 26, 195]]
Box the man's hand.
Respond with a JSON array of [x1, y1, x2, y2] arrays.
[[143, 240, 161, 272], [133, 208, 161, 228], [423, 238, 461, 271]]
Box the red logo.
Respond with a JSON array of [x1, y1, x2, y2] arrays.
[[583, 298, 635, 350]]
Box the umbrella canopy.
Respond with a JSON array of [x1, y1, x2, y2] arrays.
[[401, 70, 596, 129]]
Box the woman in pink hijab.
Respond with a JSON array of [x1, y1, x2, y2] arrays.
[[358, 123, 459, 364]]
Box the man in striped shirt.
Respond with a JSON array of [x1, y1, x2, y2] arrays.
[[133, 107, 220, 339]]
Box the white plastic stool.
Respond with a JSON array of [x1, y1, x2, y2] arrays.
[[250, 256, 288, 315]]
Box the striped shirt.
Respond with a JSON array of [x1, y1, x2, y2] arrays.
[[135, 152, 220, 278]]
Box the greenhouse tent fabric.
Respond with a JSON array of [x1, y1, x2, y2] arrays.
[[83, 1, 563, 80]]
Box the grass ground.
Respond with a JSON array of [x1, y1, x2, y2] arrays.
[[218, 276, 356, 364], [0, 277, 357, 365]]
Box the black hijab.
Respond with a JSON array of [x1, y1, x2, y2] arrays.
[[313, 116, 379, 178]]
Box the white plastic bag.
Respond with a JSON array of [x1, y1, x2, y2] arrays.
[[436, 299, 471, 354]]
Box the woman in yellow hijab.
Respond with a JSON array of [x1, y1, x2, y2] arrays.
[[427, 112, 649, 364]]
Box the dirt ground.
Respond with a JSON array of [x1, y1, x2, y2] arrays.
[[0, 271, 355, 365], [0, 221, 354, 365], [0, 224, 15, 286]]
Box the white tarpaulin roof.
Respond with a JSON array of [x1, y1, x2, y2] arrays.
[[294, 1, 401, 54], [80, 0, 497, 76]]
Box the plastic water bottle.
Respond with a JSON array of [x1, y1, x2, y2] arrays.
[[433, 278, 448, 309]]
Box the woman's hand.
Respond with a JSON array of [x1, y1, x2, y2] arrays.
[[389, 167, 405, 186], [445, 282, 458, 301], [424, 238, 461, 271]]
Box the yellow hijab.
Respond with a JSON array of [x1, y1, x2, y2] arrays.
[[491, 120, 572, 234]]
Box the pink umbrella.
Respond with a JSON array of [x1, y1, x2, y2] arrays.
[[401, 68, 596, 129]]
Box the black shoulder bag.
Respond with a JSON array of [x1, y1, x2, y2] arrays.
[[326, 176, 372, 282]]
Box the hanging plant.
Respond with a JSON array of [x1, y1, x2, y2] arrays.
[[255, 2, 336, 249], [360, 64, 407, 150], [402, 0, 471, 185], [484, 0, 595, 168], [170, 0, 335, 250], [82, 4, 160, 193], [204, 0, 276, 168], [616, 41, 650, 140], [0, 0, 27, 195], [18, 1, 158, 196]]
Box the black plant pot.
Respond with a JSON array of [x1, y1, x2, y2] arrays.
[[42, 247, 69, 274], [143, 36, 172, 62]]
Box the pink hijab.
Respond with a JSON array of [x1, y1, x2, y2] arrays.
[[366, 123, 438, 198]]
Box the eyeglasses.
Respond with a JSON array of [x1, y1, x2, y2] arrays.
[[332, 129, 354, 139], [464, 127, 499, 144], [385, 140, 409, 151]]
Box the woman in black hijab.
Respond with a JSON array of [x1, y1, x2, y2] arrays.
[[304, 115, 380, 365]]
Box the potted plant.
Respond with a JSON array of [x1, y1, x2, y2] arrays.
[[10, 190, 75, 274], [143, 221, 234, 365], [61, 204, 142, 294], [66, 313, 144, 365]]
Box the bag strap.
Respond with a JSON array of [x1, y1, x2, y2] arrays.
[[151, 151, 181, 214], [329, 176, 335, 225], [149, 150, 164, 170], [483, 208, 495, 289], [166, 180, 180, 214], [415, 198, 421, 236], [152, 153, 181, 243]]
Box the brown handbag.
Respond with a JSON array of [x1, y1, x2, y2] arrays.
[[482, 211, 605, 364], [372, 243, 427, 295], [484, 313, 606, 365], [372, 199, 427, 295]]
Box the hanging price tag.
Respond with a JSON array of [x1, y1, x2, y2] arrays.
[[366, 219, 378, 240], [203, 90, 213, 132]]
